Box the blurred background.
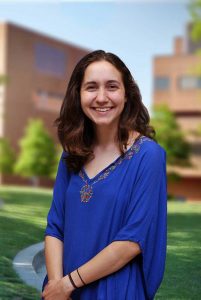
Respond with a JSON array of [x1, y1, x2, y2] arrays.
[[0, 0, 200, 299]]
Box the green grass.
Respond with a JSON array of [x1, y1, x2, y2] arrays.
[[0, 186, 52, 300], [0, 186, 201, 299], [156, 202, 201, 300]]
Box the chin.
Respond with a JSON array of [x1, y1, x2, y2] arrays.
[[93, 119, 118, 127]]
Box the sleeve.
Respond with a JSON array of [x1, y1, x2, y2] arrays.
[[111, 144, 167, 300], [44, 152, 69, 242]]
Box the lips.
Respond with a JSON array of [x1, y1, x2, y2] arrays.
[[92, 107, 113, 112]]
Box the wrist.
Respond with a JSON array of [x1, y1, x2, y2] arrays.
[[62, 275, 76, 293], [49, 275, 62, 281]]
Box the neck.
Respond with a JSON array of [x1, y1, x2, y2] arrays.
[[93, 124, 119, 150], [93, 124, 138, 152]]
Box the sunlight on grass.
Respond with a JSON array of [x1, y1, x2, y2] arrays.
[[0, 185, 52, 299], [168, 202, 201, 214]]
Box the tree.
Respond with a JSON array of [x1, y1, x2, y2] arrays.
[[197, 123, 201, 135], [50, 144, 63, 180], [15, 119, 56, 185], [0, 138, 15, 174], [151, 105, 190, 166], [189, 0, 201, 43], [189, 1, 201, 138], [0, 74, 8, 86]]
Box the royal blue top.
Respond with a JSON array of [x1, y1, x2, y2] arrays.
[[42, 135, 167, 300]]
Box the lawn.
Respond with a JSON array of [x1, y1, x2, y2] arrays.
[[0, 186, 51, 300], [156, 201, 201, 300], [0, 186, 200, 300]]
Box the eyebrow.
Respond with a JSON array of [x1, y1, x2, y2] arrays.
[[83, 80, 120, 87]]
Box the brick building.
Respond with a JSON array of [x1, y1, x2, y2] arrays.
[[0, 22, 89, 185], [153, 25, 201, 200]]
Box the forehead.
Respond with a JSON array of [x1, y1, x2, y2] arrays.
[[82, 60, 123, 82]]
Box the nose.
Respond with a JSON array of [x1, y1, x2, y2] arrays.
[[96, 87, 108, 103]]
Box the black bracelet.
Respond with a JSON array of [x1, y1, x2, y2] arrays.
[[77, 268, 86, 286], [68, 272, 79, 289]]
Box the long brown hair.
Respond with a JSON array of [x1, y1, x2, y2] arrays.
[[55, 50, 155, 173]]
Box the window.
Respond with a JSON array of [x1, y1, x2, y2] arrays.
[[37, 89, 64, 101], [35, 43, 66, 77], [197, 77, 201, 88], [178, 76, 201, 89], [37, 90, 48, 106], [191, 142, 201, 155], [154, 77, 170, 91]]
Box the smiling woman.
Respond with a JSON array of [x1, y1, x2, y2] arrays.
[[41, 50, 167, 300], [80, 60, 126, 128]]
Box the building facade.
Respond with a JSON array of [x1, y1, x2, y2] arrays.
[[153, 25, 201, 200], [0, 22, 89, 185]]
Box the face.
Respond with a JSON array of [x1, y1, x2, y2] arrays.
[[80, 60, 126, 129]]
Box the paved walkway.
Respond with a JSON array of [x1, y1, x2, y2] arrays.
[[13, 242, 46, 292]]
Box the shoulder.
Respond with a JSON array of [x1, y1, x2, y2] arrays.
[[129, 137, 166, 179], [59, 151, 70, 175], [139, 136, 166, 159], [131, 136, 166, 168], [61, 150, 69, 160]]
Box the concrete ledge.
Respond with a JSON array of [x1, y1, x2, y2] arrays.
[[13, 242, 46, 291]]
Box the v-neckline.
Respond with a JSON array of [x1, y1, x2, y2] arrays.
[[82, 134, 143, 182]]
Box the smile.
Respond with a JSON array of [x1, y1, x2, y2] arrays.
[[92, 107, 113, 112]]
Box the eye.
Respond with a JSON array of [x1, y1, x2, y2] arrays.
[[86, 86, 96, 91], [108, 85, 118, 90]]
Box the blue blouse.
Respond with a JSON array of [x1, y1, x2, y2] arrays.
[[42, 136, 167, 300]]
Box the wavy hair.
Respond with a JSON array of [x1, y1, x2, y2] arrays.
[[55, 50, 155, 173]]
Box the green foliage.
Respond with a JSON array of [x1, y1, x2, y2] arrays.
[[189, 0, 201, 42], [0, 138, 15, 174], [15, 119, 56, 178], [151, 105, 190, 165], [0, 74, 9, 85], [50, 144, 63, 180], [197, 123, 201, 135]]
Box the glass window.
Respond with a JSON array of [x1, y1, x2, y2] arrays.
[[178, 76, 201, 89], [197, 77, 201, 88], [35, 43, 66, 77], [154, 77, 170, 90], [179, 76, 197, 89], [37, 89, 64, 102]]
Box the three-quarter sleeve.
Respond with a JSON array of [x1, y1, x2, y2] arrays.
[[44, 152, 69, 242], [112, 144, 167, 300]]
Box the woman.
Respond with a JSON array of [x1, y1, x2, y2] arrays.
[[42, 50, 167, 300]]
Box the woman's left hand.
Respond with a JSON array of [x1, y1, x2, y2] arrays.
[[42, 278, 74, 300]]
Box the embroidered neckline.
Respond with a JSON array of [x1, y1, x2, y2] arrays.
[[79, 135, 150, 203]]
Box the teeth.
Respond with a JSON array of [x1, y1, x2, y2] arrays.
[[94, 108, 112, 112]]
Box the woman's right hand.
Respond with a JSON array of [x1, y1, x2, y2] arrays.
[[42, 277, 74, 300]]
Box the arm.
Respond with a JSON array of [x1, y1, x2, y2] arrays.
[[42, 240, 140, 299], [68, 240, 141, 289], [43, 236, 72, 300], [42, 153, 72, 300], [45, 236, 63, 280]]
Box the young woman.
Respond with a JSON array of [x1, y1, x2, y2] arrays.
[[42, 50, 167, 300]]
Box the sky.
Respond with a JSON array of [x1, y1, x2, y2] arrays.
[[0, 0, 190, 111]]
